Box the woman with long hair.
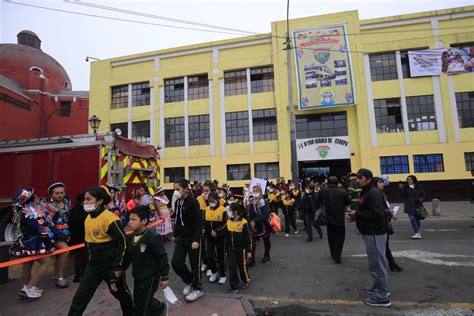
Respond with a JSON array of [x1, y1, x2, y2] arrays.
[[399, 175, 426, 239]]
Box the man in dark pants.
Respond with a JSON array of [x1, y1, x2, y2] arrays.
[[171, 179, 204, 302], [299, 183, 323, 242], [317, 176, 350, 263], [348, 168, 391, 308]]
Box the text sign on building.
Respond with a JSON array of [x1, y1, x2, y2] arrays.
[[293, 24, 355, 110], [408, 46, 474, 77], [297, 136, 350, 161]]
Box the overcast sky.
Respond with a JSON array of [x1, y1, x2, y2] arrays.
[[1, 0, 472, 91]]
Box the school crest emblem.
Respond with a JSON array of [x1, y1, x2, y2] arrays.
[[314, 52, 330, 64], [316, 145, 330, 158], [140, 244, 147, 253], [92, 228, 100, 238]]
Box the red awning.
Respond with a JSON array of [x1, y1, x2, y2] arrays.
[[113, 136, 157, 159]]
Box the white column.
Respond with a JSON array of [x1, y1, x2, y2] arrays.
[[363, 54, 378, 147], [246, 68, 254, 154], [447, 76, 461, 142], [431, 76, 447, 143], [395, 51, 410, 144], [149, 86, 154, 145], [159, 86, 165, 159], [184, 76, 189, 158], [219, 79, 226, 156], [209, 79, 215, 156], [127, 83, 132, 138]]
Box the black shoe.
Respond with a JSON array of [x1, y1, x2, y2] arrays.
[[306, 237, 313, 242], [319, 234, 324, 239], [261, 256, 270, 263], [334, 259, 341, 264], [73, 276, 81, 283], [389, 262, 403, 272]]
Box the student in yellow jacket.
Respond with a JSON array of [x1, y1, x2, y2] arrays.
[[68, 187, 133, 316], [196, 182, 212, 277], [282, 191, 299, 237], [204, 192, 227, 284]]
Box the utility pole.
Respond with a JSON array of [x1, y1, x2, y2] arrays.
[[285, 0, 299, 181]]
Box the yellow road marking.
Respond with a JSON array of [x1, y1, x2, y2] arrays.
[[247, 295, 474, 309]]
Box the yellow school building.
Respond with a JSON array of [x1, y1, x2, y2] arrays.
[[89, 6, 474, 198]]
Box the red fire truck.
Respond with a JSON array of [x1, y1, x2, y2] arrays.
[[0, 134, 160, 243]]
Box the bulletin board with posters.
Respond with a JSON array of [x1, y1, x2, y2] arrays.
[[293, 24, 356, 110]]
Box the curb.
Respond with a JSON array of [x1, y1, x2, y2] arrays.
[[204, 292, 256, 316]]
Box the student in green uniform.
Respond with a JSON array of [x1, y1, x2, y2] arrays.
[[226, 203, 252, 294], [68, 187, 133, 316], [122, 206, 169, 316], [204, 192, 227, 284]]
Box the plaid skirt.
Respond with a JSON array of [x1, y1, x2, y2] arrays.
[[155, 208, 173, 236]]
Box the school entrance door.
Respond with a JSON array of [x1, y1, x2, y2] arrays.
[[299, 159, 351, 178]]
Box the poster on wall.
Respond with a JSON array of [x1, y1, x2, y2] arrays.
[[408, 46, 474, 77], [293, 24, 355, 110]]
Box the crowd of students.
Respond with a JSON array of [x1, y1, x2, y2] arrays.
[[8, 171, 426, 313]]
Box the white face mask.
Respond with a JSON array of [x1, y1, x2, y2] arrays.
[[305, 189, 311, 194], [409, 184, 415, 189], [226, 207, 234, 219], [252, 192, 261, 199], [228, 200, 236, 204], [173, 190, 182, 200], [83, 203, 97, 213], [209, 202, 217, 208], [163, 286, 182, 307]]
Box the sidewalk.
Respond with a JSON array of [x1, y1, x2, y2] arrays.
[[390, 201, 474, 219]]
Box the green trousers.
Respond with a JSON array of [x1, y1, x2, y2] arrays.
[[133, 276, 166, 316], [68, 264, 134, 316]]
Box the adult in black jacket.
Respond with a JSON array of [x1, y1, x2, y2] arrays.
[[399, 175, 426, 239], [298, 183, 323, 242], [317, 177, 350, 263], [348, 169, 391, 308], [171, 179, 204, 302]]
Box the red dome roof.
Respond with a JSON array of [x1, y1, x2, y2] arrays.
[[0, 43, 71, 93]]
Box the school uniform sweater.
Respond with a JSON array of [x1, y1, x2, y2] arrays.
[[204, 205, 227, 237], [84, 207, 127, 272], [226, 218, 251, 251], [124, 228, 169, 281]]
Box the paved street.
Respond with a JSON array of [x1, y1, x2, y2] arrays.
[[0, 202, 473, 315]]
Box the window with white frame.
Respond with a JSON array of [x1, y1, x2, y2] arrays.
[[406, 95, 437, 131], [189, 166, 211, 182], [254, 162, 279, 179]]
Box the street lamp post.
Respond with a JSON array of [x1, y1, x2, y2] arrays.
[[88, 115, 101, 135]]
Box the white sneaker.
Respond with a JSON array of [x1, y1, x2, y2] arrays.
[[182, 283, 193, 296], [185, 289, 203, 302], [206, 269, 212, 277], [33, 286, 44, 294], [200, 264, 208, 272], [285, 233, 289, 237], [20, 285, 42, 298], [411, 233, 422, 239], [295, 230, 299, 235], [209, 272, 219, 283], [218, 276, 227, 284]]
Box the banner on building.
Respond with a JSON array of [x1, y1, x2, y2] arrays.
[[296, 136, 350, 161], [408, 46, 474, 77], [293, 24, 355, 110]]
